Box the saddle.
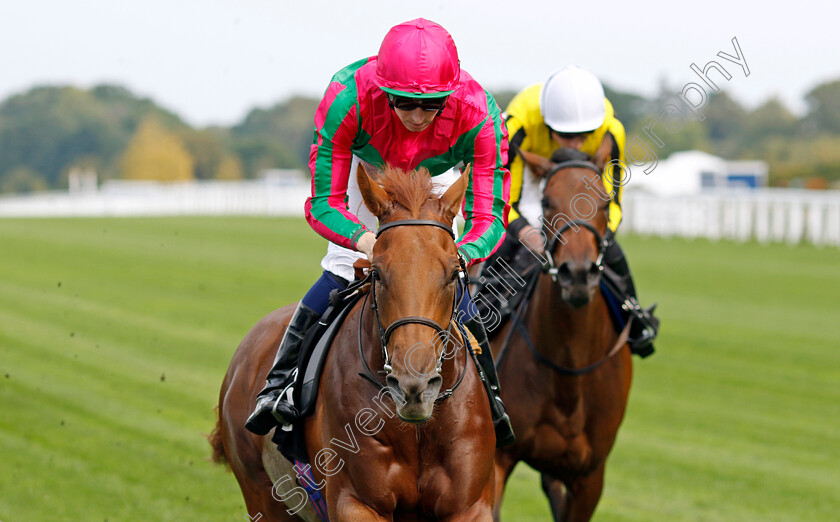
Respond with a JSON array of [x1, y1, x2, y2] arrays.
[[271, 269, 370, 463]]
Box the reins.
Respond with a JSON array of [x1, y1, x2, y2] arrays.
[[512, 307, 630, 376]]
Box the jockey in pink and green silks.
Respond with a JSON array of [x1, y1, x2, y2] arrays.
[[304, 19, 511, 265]]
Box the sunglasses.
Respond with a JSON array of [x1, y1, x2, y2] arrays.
[[388, 94, 448, 112], [550, 129, 594, 140]]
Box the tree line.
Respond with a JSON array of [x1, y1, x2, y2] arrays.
[[1, 79, 839, 193]]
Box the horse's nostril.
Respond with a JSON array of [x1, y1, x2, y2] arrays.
[[558, 262, 573, 283], [385, 375, 407, 406], [422, 376, 443, 401]]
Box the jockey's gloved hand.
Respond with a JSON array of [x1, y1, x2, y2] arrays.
[[517, 224, 545, 254], [357, 231, 377, 261]]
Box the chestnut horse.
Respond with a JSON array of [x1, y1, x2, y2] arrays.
[[211, 164, 496, 520], [491, 150, 633, 521]]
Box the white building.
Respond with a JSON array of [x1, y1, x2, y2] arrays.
[[626, 150, 768, 196]]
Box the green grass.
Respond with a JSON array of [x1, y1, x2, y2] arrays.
[[1, 217, 838, 521]]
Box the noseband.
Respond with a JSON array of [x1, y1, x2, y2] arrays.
[[357, 219, 470, 401], [540, 161, 611, 284]]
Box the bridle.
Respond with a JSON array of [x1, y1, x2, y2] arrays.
[[540, 160, 611, 284], [357, 219, 471, 402], [495, 159, 629, 376]]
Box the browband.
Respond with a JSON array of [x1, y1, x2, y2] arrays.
[[544, 160, 602, 185], [375, 219, 456, 239]]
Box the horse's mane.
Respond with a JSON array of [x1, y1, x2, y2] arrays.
[[376, 165, 436, 217]]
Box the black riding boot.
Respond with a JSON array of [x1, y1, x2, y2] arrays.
[[245, 303, 321, 435], [604, 239, 659, 358], [465, 317, 516, 447]]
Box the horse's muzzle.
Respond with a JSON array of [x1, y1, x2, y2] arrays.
[[557, 259, 601, 308], [385, 373, 443, 423]]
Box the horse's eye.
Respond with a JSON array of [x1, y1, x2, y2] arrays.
[[444, 267, 461, 286], [541, 196, 550, 209]]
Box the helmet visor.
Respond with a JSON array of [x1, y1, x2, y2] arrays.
[[380, 86, 455, 99]]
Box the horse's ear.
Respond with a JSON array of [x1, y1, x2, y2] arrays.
[[519, 149, 553, 178], [357, 163, 390, 217], [440, 163, 470, 221], [592, 133, 613, 172]]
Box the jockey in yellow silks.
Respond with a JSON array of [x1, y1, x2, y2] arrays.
[[506, 80, 625, 233], [485, 65, 658, 356]]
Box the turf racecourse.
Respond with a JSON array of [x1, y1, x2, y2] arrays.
[[1, 216, 838, 521]]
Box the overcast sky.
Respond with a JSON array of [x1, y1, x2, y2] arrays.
[[2, 0, 835, 127]]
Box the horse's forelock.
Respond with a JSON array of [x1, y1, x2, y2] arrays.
[[378, 165, 438, 217], [550, 169, 591, 205]]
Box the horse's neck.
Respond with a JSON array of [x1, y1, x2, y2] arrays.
[[529, 275, 611, 368]]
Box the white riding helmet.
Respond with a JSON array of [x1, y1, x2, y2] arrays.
[[540, 66, 606, 133]]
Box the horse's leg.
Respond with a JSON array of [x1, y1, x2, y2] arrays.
[[540, 473, 569, 521], [222, 408, 301, 521], [222, 436, 302, 522], [237, 476, 301, 522], [491, 453, 517, 522], [550, 461, 607, 522], [329, 486, 493, 522], [227, 440, 305, 521]]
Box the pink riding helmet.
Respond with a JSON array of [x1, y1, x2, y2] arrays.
[[375, 18, 461, 99]]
